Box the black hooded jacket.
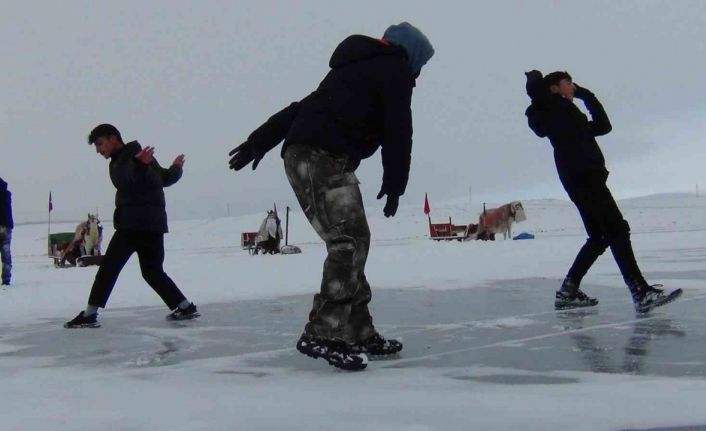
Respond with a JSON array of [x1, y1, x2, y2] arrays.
[[245, 35, 416, 197], [525, 90, 612, 187], [109, 141, 182, 233], [0, 177, 13, 229]]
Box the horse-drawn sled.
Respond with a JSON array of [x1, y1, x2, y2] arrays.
[[49, 214, 104, 268], [428, 217, 479, 242], [427, 201, 526, 242]]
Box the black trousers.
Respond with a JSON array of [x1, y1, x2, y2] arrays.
[[564, 175, 644, 287], [88, 230, 186, 309]]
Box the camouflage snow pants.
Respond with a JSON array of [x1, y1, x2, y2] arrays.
[[284, 143, 375, 344]]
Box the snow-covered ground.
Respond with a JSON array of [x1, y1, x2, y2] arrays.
[[2, 193, 706, 431]]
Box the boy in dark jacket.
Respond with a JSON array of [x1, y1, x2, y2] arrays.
[[0, 177, 13, 286], [525, 70, 681, 313], [229, 23, 434, 370], [65, 124, 199, 328]]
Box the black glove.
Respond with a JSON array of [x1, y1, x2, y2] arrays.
[[573, 83, 595, 100], [376, 188, 400, 218], [228, 142, 262, 171]]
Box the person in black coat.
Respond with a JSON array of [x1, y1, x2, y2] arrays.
[[229, 23, 434, 370], [65, 124, 200, 328], [0, 177, 13, 286], [525, 70, 681, 313]]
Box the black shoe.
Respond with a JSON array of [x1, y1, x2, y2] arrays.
[[1, 281, 9, 286], [64, 311, 100, 328], [166, 303, 200, 321], [296, 333, 368, 371], [555, 289, 599, 310], [633, 284, 682, 314], [351, 333, 403, 356]]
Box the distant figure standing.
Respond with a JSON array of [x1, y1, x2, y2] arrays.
[[525, 70, 681, 313], [64, 124, 200, 328], [0, 177, 13, 286]]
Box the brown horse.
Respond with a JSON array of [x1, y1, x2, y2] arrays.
[[478, 201, 527, 240]]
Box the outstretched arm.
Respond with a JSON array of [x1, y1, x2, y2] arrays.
[[229, 98, 307, 171], [161, 154, 184, 187], [128, 147, 182, 188]]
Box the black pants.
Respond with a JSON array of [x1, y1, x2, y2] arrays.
[[1, 229, 11, 284], [564, 175, 644, 287], [88, 230, 186, 309]]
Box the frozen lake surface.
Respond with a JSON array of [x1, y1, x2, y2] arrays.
[[2, 195, 706, 430]]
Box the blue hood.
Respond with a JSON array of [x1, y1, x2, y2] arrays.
[[383, 22, 435, 74]]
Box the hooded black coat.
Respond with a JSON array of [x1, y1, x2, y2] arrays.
[[109, 141, 182, 233], [525, 90, 612, 188], [0, 178, 13, 229], [244, 35, 418, 197]]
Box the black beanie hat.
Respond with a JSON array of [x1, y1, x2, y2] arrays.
[[544, 71, 572, 87]]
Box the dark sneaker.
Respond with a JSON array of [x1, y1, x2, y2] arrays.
[[296, 333, 368, 371], [64, 311, 100, 328], [555, 289, 599, 310], [166, 303, 200, 321], [633, 285, 682, 314], [351, 333, 403, 356], [1, 281, 9, 286]]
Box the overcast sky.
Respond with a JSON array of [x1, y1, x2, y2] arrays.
[[2, 0, 706, 223]]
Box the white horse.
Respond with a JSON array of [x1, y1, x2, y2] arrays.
[[254, 211, 283, 255], [79, 214, 103, 256]]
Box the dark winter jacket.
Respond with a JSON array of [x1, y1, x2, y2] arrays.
[[244, 34, 433, 197], [109, 141, 182, 233], [525, 89, 612, 188], [0, 177, 13, 229]]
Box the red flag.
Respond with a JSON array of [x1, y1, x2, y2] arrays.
[[423, 193, 431, 215], [49, 192, 53, 212]]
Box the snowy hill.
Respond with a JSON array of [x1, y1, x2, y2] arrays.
[[7, 192, 706, 321]]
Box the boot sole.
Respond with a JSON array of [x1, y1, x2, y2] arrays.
[[166, 312, 201, 321], [64, 322, 101, 329], [354, 346, 404, 357], [555, 301, 599, 311]]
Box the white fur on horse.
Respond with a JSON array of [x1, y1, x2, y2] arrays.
[[255, 213, 283, 244]]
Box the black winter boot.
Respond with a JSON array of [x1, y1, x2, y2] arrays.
[[555, 277, 599, 310], [64, 311, 100, 328], [351, 333, 403, 356], [166, 303, 200, 321], [296, 333, 368, 371], [631, 282, 682, 314]]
